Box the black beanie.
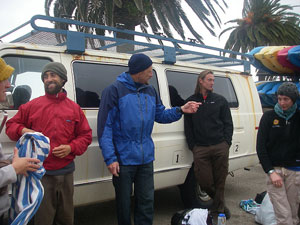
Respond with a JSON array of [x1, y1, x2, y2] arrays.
[[128, 54, 153, 75], [277, 82, 299, 103], [41, 62, 68, 82]]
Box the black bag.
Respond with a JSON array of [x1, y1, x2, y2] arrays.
[[255, 191, 267, 204], [171, 208, 212, 225]]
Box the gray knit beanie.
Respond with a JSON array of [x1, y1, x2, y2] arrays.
[[277, 82, 299, 103], [41, 62, 68, 82]]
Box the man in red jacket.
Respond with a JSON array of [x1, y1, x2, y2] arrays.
[[6, 62, 92, 225]]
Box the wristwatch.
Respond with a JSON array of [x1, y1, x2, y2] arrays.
[[268, 169, 275, 175], [176, 107, 183, 114]]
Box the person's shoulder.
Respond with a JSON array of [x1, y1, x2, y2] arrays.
[[263, 109, 275, 116], [19, 95, 44, 109], [65, 97, 81, 107], [103, 80, 121, 94], [211, 92, 226, 101], [145, 84, 157, 95], [261, 109, 276, 120], [186, 94, 197, 102]]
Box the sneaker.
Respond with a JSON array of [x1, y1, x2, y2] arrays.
[[224, 206, 231, 220]]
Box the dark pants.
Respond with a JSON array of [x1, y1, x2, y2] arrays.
[[193, 141, 229, 215], [0, 214, 4, 225], [34, 173, 74, 225], [113, 162, 154, 225]]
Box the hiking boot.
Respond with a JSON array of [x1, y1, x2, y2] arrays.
[[224, 206, 231, 220]]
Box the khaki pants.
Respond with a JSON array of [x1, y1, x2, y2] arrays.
[[193, 141, 229, 215], [267, 168, 300, 225], [34, 173, 74, 225]]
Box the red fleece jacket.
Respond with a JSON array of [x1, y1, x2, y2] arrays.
[[6, 91, 92, 171]]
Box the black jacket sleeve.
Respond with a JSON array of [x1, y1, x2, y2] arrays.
[[221, 99, 233, 146], [256, 112, 273, 173], [184, 113, 196, 151]]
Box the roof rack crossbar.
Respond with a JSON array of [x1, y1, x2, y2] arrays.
[[2, 14, 255, 72]]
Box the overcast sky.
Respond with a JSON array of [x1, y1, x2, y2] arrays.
[[0, 0, 299, 48]]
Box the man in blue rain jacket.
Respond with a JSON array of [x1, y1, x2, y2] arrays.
[[97, 53, 200, 225]]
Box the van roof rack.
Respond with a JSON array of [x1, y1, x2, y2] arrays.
[[0, 14, 253, 72]]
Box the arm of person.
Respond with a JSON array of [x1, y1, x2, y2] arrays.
[[0, 160, 16, 188], [21, 128, 35, 134], [6, 104, 33, 141], [268, 170, 283, 188], [184, 113, 197, 151], [52, 144, 72, 158], [154, 88, 200, 123], [11, 148, 40, 176], [97, 85, 119, 174], [107, 161, 120, 177], [0, 148, 40, 188], [221, 99, 234, 146], [256, 112, 274, 174], [180, 101, 201, 114]]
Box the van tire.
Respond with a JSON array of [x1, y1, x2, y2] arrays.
[[178, 164, 213, 209]]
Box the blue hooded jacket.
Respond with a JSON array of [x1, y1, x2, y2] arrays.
[[97, 72, 182, 166]]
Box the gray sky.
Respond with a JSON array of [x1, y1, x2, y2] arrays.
[[0, 0, 299, 48]]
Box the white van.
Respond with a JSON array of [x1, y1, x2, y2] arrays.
[[0, 15, 262, 208]]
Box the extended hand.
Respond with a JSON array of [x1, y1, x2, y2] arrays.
[[12, 148, 40, 176], [181, 101, 201, 113], [52, 145, 71, 158], [107, 162, 120, 177]]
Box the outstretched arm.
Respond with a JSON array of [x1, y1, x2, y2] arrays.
[[180, 101, 201, 114]]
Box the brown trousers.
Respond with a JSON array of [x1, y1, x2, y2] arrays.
[[193, 141, 229, 215], [34, 173, 74, 225]]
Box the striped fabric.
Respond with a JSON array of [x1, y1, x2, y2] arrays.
[[9, 132, 50, 225]]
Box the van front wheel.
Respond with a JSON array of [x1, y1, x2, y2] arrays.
[[178, 166, 213, 209]]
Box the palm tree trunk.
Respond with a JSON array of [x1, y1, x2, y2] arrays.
[[115, 23, 136, 53]]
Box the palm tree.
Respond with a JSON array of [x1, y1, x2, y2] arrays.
[[44, 0, 227, 50], [219, 0, 300, 54]]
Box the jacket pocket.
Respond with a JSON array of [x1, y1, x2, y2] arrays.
[[63, 117, 78, 137]]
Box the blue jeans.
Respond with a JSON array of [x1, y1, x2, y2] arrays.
[[113, 162, 154, 225]]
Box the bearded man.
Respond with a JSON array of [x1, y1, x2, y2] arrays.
[[6, 62, 92, 225]]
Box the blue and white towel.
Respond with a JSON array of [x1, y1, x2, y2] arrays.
[[9, 132, 50, 225]]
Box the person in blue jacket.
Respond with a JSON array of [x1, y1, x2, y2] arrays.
[[97, 53, 200, 225]]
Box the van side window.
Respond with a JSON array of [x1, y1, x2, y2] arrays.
[[73, 62, 159, 108], [214, 76, 239, 108], [3, 56, 51, 109], [166, 71, 238, 108]]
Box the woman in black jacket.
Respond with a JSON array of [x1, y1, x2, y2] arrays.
[[257, 82, 300, 225]]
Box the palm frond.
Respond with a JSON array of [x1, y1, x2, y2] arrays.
[[104, 0, 114, 27], [113, 0, 122, 8], [133, 0, 143, 12]]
